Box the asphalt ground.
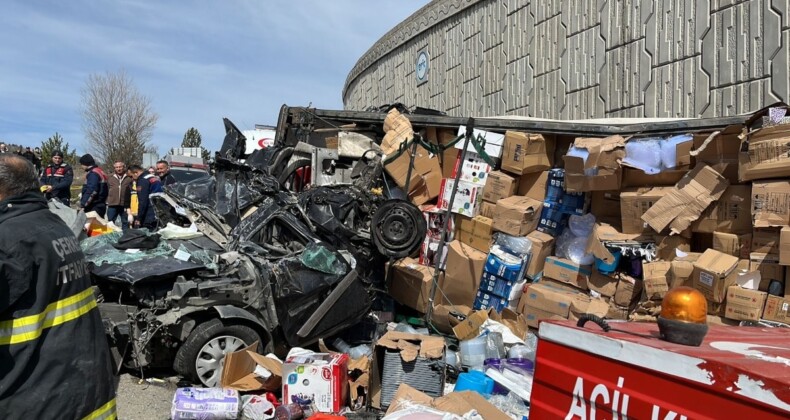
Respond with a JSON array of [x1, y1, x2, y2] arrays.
[[116, 372, 179, 420]]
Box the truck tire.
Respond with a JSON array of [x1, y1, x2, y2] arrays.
[[173, 318, 262, 387]]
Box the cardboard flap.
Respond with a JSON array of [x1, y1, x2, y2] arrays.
[[564, 155, 586, 172], [376, 331, 445, 362], [586, 223, 649, 264], [386, 384, 510, 420], [220, 341, 282, 391], [487, 308, 528, 340], [694, 249, 740, 276], [452, 310, 489, 340]]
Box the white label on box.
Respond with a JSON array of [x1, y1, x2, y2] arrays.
[[699, 271, 714, 287]]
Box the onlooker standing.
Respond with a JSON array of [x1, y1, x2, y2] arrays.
[[78, 154, 109, 217], [155, 160, 178, 186], [20, 147, 40, 172], [40, 151, 73, 206], [0, 154, 117, 419], [129, 164, 163, 230], [106, 161, 132, 230], [0, 143, 8, 153]]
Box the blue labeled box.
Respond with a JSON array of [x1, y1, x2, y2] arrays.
[[473, 290, 512, 312], [484, 248, 528, 283], [479, 272, 527, 300]]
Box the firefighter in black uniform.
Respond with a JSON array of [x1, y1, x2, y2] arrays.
[[40, 150, 74, 206], [0, 154, 117, 419]]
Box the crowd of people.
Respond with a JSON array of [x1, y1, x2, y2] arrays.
[[0, 142, 43, 174], [31, 148, 179, 230]]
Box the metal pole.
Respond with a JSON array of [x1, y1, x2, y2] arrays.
[[425, 118, 475, 325]]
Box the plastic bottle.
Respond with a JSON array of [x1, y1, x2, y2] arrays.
[[460, 336, 487, 368]]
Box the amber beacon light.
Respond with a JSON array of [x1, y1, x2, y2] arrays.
[[657, 287, 709, 346]]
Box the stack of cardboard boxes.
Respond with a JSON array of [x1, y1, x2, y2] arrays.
[[386, 105, 790, 328]]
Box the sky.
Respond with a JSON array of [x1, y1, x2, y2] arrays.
[[0, 0, 427, 155]]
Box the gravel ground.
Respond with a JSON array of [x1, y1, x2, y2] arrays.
[[116, 373, 179, 420]]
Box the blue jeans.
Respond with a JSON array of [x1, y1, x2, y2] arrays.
[[106, 205, 129, 230]]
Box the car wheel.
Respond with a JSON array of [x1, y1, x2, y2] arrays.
[[173, 318, 261, 387]]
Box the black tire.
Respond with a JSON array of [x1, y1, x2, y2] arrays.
[[173, 318, 262, 387]]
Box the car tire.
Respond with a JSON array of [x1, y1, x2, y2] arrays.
[[173, 318, 262, 387]]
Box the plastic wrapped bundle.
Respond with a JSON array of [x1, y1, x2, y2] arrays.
[[623, 138, 663, 174], [660, 134, 693, 169], [171, 388, 240, 420]]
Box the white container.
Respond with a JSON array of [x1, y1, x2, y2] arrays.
[[460, 336, 487, 368]]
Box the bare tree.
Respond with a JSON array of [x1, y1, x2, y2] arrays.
[[81, 70, 158, 166]]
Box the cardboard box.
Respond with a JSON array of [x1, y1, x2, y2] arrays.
[[283, 352, 348, 413], [387, 257, 435, 313], [347, 356, 371, 408], [383, 149, 442, 206], [692, 249, 741, 302], [655, 234, 692, 261], [386, 384, 509, 420], [220, 342, 282, 392], [620, 187, 673, 234], [752, 228, 781, 254], [523, 305, 567, 329], [517, 282, 579, 319], [763, 295, 790, 323], [481, 171, 519, 203], [452, 150, 495, 186], [590, 191, 622, 226], [456, 126, 506, 158], [439, 241, 486, 307], [725, 286, 768, 321], [642, 261, 671, 300], [691, 185, 752, 234], [438, 178, 481, 218], [614, 275, 643, 307], [641, 164, 729, 235], [492, 195, 543, 236], [752, 180, 790, 227], [569, 295, 610, 321], [452, 310, 489, 341], [588, 268, 618, 297], [428, 128, 460, 179], [781, 226, 790, 266], [370, 332, 445, 410], [739, 119, 790, 181], [749, 253, 785, 290], [525, 230, 554, 280], [429, 304, 473, 335], [455, 215, 493, 253], [712, 231, 751, 258], [669, 252, 701, 289], [479, 200, 496, 218], [564, 135, 626, 192], [621, 168, 689, 188], [501, 131, 553, 175], [693, 125, 741, 184], [543, 256, 591, 290], [607, 300, 632, 320], [517, 170, 548, 202]]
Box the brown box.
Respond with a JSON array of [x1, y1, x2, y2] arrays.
[[517, 170, 548, 202], [439, 241, 487, 307], [455, 215, 494, 253], [669, 252, 702, 289], [525, 230, 554, 280], [712, 231, 751, 258], [692, 249, 741, 303], [543, 256, 591, 290], [642, 261, 671, 300], [492, 196, 543, 236], [641, 164, 729, 235], [691, 185, 752, 234], [620, 187, 673, 234], [501, 131, 553, 175], [387, 257, 435, 313], [429, 128, 461, 179], [751, 181, 790, 227], [220, 342, 283, 391], [739, 120, 790, 182], [518, 282, 579, 319], [725, 286, 768, 321], [613, 275, 642, 307], [749, 253, 785, 291], [693, 125, 742, 184], [752, 228, 781, 254], [564, 135, 626, 192], [482, 171, 519, 203], [781, 226, 790, 266], [588, 268, 618, 298], [479, 201, 496, 218], [763, 295, 790, 323], [591, 191, 621, 226]]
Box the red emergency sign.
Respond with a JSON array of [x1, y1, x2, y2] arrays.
[[531, 320, 790, 419]]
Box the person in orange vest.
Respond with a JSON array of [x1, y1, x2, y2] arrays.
[[0, 153, 117, 419]]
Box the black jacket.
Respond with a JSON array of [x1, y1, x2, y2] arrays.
[[0, 191, 116, 419]]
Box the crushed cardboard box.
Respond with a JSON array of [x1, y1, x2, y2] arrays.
[[642, 261, 671, 300], [525, 230, 554, 280], [430, 304, 473, 335], [220, 341, 282, 392], [588, 267, 618, 297], [620, 187, 673, 234], [641, 164, 729, 235], [691, 185, 751, 234], [564, 135, 626, 192], [749, 253, 784, 291], [492, 195, 543, 236], [501, 131, 553, 175], [692, 125, 741, 184], [613, 274, 643, 308], [751, 180, 790, 227], [386, 384, 510, 420], [439, 240, 487, 307]]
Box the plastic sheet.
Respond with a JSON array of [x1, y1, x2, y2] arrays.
[[159, 223, 203, 240], [661, 134, 692, 169], [171, 387, 240, 420], [488, 393, 530, 419], [240, 394, 275, 420], [623, 138, 663, 174], [80, 231, 175, 267]]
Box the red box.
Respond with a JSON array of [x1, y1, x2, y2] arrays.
[[282, 353, 349, 413], [531, 320, 790, 419]]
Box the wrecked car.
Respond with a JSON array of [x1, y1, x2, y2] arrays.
[[84, 118, 426, 387]]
